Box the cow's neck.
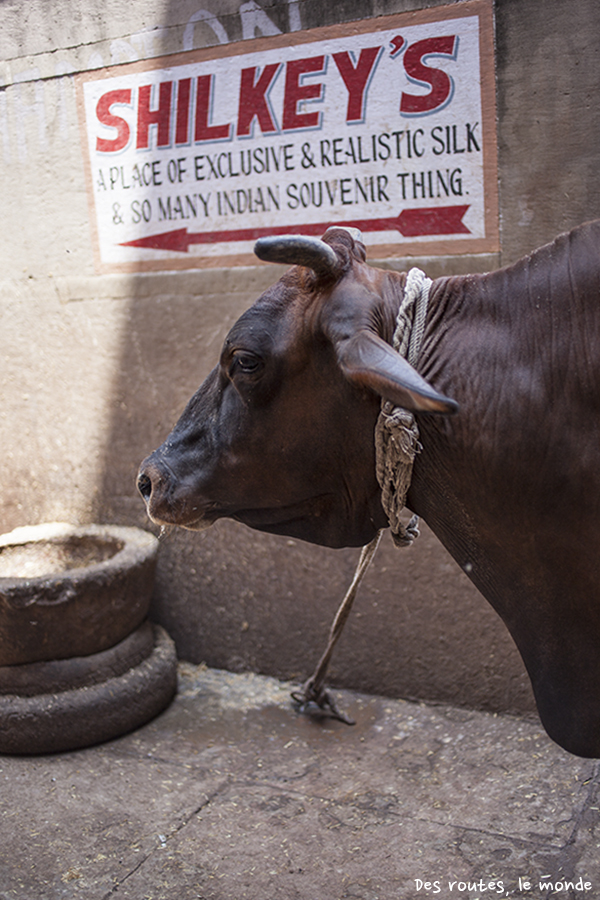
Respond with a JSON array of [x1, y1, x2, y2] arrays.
[[405, 267, 544, 597]]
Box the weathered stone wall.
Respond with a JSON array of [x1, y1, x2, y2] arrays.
[[1, 0, 599, 715]]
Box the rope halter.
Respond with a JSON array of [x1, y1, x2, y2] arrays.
[[374, 266, 432, 546]]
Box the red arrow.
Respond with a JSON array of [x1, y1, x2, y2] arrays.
[[119, 205, 470, 252], [397, 205, 470, 237]]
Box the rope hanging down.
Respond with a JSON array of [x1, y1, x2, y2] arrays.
[[293, 268, 431, 722]]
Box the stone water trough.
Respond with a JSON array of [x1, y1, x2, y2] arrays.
[[0, 523, 177, 754]]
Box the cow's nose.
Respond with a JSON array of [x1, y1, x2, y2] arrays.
[[137, 470, 153, 503]]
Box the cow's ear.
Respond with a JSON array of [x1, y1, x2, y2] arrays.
[[336, 330, 458, 415]]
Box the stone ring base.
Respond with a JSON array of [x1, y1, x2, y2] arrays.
[[0, 622, 177, 755]]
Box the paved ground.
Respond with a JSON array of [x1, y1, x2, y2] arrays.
[[1, 663, 599, 900]]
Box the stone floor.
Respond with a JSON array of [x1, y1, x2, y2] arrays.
[[1, 663, 599, 900]]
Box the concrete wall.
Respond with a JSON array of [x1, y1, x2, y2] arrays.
[[1, 0, 599, 716]]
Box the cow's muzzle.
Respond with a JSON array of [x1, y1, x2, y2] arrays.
[[137, 457, 183, 526], [137, 456, 216, 531]]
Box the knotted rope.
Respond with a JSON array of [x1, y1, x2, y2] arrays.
[[293, 268, 431, 722], [374, 266, 431, 546]]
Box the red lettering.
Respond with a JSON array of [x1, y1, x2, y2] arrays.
[[95, 89, 132, 153], [332, 47, 381, 123], [282, 56, 325, 131], [195, 75, 231, 142], [237, 65, 280, 137], [400, 36, 457, 115], [137, 82, 173, 149], [175, 78, 192, 145]]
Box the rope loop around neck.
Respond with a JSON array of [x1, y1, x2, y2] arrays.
[[374, 267, 431, 548], [393, 266, 433, 366]]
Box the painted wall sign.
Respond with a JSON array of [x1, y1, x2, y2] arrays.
[[76, 0, 497, 272]]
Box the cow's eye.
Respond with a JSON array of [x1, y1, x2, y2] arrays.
[[232, 351, 262, 374]]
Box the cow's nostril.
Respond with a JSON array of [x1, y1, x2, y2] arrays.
[[137, 472, 153, 502]]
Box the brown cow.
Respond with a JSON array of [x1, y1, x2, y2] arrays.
[[138, 221, 600, 757]]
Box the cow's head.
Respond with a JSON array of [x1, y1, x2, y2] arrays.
[[138, 228, 456, 548]]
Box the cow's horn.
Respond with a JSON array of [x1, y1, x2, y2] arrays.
[[254, 235, 342, 278]]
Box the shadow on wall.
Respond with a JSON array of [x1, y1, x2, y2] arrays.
[[93, 0, 536, 717]]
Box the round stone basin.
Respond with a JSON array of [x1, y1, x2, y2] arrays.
[[0, 533, 124, 579], [0, 523, 159, 666]]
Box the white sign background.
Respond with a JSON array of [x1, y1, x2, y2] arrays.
[[77, 1, 498, 272]]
